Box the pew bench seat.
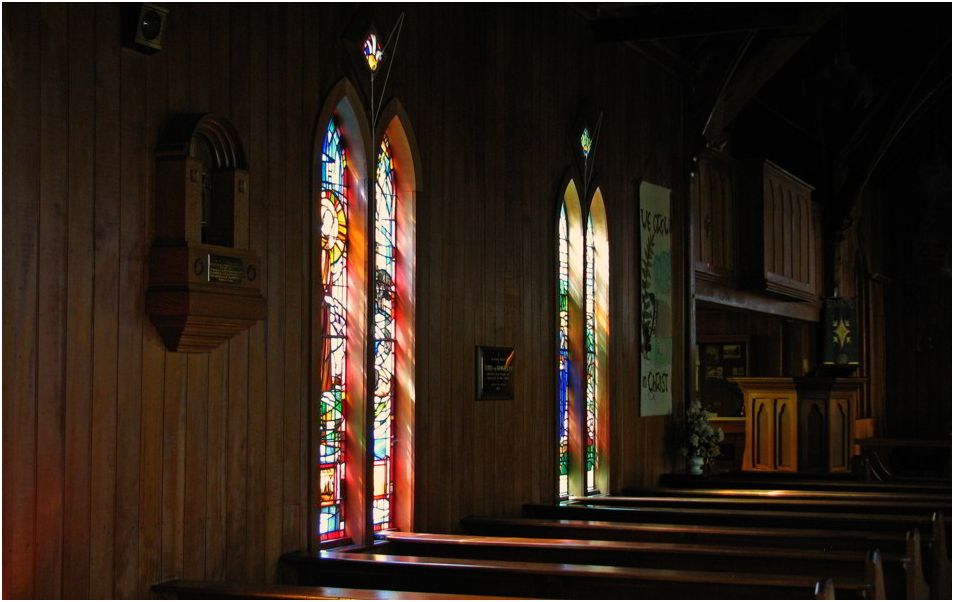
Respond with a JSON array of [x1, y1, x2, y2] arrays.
[[152, 579, 508, 600], [376, 531, 888, 598], [281, 550, 837, 600]]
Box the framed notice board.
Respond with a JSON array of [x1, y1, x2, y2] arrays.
[[476, 346, 515, 400], [697, 336, 749, 416]]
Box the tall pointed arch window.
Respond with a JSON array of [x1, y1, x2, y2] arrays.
[[557, 182, 583, 499], [584, 189, 609, 495], [314, 81, 416, 548], [557, 203, 570, 498], [372, 136, 397, 530], [319, 119, 349, 541], [584, 215, 597, 492]]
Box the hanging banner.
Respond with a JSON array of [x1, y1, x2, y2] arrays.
[[639, 181, 673, 417]]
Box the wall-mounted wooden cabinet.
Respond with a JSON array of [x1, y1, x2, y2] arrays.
[[740, 160, 820, 302], [146, 114, 266, 352], [692, 150, 737, 284]]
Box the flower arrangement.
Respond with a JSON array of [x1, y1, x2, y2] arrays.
[[681, 400, 724, 464]]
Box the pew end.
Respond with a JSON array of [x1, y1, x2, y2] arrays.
[[904, 529, 931, 599], [865, 549, 886, 599], [932, 512, 952, 599], [814, 578, 836, 600]]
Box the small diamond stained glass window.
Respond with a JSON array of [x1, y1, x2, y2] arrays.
[[364, 33, 383, 73], [580, 127, 592, 159]]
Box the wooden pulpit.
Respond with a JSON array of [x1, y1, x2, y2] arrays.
[[731, 377, 866, 473]]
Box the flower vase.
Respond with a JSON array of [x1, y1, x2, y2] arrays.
[[688, 455, 704, 476]]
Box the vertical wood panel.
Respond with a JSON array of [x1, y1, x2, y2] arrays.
[[114, 30, 148, 600], [2, 4, 41, 598], [225, 3, 252, 580], [35, 5, 70, 598], [62, 4, 96, 597], [88, 5, 122, 597], [159, 4, 191, 586], [205, 346, 228, 580], [282, 4, 304, 553], [138, 9, 170, 594], [205, 5, 232, 583], [264, 3, 287, 578], [245, 2, 270, 581]]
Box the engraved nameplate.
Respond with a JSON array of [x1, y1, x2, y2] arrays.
[[207, 254, 244, 285]]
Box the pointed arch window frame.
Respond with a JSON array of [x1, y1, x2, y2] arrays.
[[556, 177, 610, 500], [312, 80, 419, 551]]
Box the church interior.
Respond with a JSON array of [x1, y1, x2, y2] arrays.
[[3, 3, 951, 599]]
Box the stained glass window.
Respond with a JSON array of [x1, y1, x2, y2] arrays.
[[580, 128, 592, 159], [584, 215, 598, 493], [372, 136, 397, 530], [364, 33, 383, 73], [318, 118, 348, 541], [557, 203, 570, 499]]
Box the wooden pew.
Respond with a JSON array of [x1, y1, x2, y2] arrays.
[[463, 517, 932, 598], [523, 502, 938, 533], [568, 494, 948, 516], [152, 579, 507, 599], [621, 486, 952, 505], [659, 473, 951, 495], [281, 549, 836, 599], [375, 531, 884, 599], [463, 516, 910, 553]]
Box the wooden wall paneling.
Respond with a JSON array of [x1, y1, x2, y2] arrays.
[[225, 2, 252, 582], [89, 4, 122, 597], [138, 2, 170, 594], [299, 3, 319, 553], [245, 2, 269, 580], [2, 4, 40, 598], [181, 6, 210, 582], [183, 352, 209, 581], [282, 4, 304, 554], [411, 3, 437, 533], [205, 4, 232, 583], [160, 350, 186, 582], [62, 4, 96, 597], [264, 3, 287, 575], [35, 5, 69, 598], [454, 12, 482, 528], [4, 5, 693, 594], [206, 345, 228, 580], [159, 2, 190, 585], [114, 25, 149, 599], [491, 7, 514, 519]]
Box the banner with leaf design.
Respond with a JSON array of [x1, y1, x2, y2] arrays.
[[639, 181, 673, 417]]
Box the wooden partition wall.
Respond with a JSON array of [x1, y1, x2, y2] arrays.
[[3, 3, 686, 598]]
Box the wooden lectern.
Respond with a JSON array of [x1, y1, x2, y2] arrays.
[[731, 377, 866, 473]]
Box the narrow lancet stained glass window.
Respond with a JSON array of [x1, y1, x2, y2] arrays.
[[584, 215, 598, 494], [318, 119, 348, 541], [372, 136, 397, 530], [558, 203, 570, 499]]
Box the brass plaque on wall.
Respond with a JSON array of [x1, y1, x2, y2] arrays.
[[476, 346, 515, 400], [207, 254, 245, 285]]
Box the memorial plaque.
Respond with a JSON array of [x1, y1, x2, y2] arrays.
[[207, 254, 245, 285], [476, 346, 515, 400]]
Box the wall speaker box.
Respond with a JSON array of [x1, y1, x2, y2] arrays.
[[123, 3, 169, 54]]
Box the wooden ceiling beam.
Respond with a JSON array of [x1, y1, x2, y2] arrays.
[[702, 4, 841, 145], [590, 6, 794, 42]]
